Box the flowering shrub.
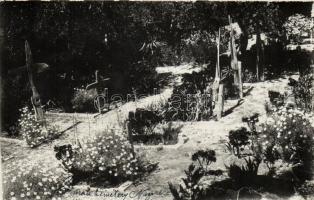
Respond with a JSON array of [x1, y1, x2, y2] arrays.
[[18, 107, 60, 147], [3, 159, 72, 200], [55, 130, 146, 185], [258, 107, 314, 180], [224, 108, 314, 191]]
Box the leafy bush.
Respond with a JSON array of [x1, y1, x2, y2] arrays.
[[127, 108, 182, 145], [258, 107, 314, 181], [268, 90, 285, 108], [169, 150, 223, 200], [18, 106, 60, 147], [71, 88, 99, 113], [183, 31, 217, 64], [243, 69, 257, 83], [164, 69, 214, 121], [292, 73, 313, 112], [191, 149, 217, 174], [297, 181, 314, 197], [3, 159, 72, 200], [226, 127, 251, 157], [128, 108, 163, 135], [158, 122, 182, 145], [132, 122, 181, 145], [158, 45, 182, 66], [227, 157, 260, 187], [54, 130, 149, 185]]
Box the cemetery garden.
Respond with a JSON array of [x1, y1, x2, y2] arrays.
[[1, 2, 314, 200]]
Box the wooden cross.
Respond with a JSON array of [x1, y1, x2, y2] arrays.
[[228, 16, 243, 98], [9, 41, 49, 122], [229, 15, 239, 86], [212, 28, 221, 103], [85, 70, 110, 113]]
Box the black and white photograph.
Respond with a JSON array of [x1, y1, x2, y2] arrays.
[[0, 1, 314, 200]]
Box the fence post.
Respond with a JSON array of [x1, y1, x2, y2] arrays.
[[216, 84, 224, 120]]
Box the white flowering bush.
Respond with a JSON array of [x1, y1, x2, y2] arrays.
[[55, 130, 146, 185], [258, 107, 314, 180], [3, 159, 72, 200], [18, 107, 60, 147]]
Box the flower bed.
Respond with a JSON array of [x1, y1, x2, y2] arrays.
[[54, 129, 156, 187], [3, 159, 72, 200], [18, 107, 61, 147]]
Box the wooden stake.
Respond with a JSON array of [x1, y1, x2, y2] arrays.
[[216, 84, 224, 120], [126, 113, 135, 156], [256, 28, 261, 81], [229, 15, 239, 86], [212, 28, 221, 106], [311, 64, 314, 111], [25, 41, 45, 122], [238, 61, 243, 99]]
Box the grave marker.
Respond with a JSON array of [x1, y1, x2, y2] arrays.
[[9, 41, 50, 122], [86, 70, 110, 113]]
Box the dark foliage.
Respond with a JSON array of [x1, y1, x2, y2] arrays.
[[128, 108, 163, 135], [291, 72, 313, 112], [164, 67, 215, 121], [128, 109, 181, 145], [191, 149, 217, 173], [268, 90, 285, 108], [227, 157, 260, 187], [227, 127, 251, 157], [169, 164, 205, 200]]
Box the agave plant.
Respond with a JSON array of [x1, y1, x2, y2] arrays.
[[168, 164, 205, 200], [139, 39, 165, 55]]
